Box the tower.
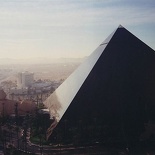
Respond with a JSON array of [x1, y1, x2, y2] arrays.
[[17, 71, 34, 88]]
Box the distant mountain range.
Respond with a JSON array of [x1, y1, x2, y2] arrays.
[[0, 57, 86, 64]]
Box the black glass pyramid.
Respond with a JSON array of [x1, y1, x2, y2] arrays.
[[44, 25, 155, 144]]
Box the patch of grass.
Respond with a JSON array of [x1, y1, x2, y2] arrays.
[[30, 135, 49, 145]]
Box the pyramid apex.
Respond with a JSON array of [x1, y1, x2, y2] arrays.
[[118, 24, 124, 28]]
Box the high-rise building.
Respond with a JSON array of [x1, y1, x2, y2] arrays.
[[17, 71, 34, 88]]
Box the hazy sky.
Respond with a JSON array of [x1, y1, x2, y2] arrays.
[[0, 0, 155, 59]]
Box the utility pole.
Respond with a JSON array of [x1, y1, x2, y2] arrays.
[[15, 102, 19, 149], [15, 102, 18, 126], [2, 103, 5, 124]]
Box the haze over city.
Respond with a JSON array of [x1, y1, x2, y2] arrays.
[[0, 0, 155, 61]]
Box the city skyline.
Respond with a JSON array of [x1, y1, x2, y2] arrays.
[[0, 0, 155, 59]]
